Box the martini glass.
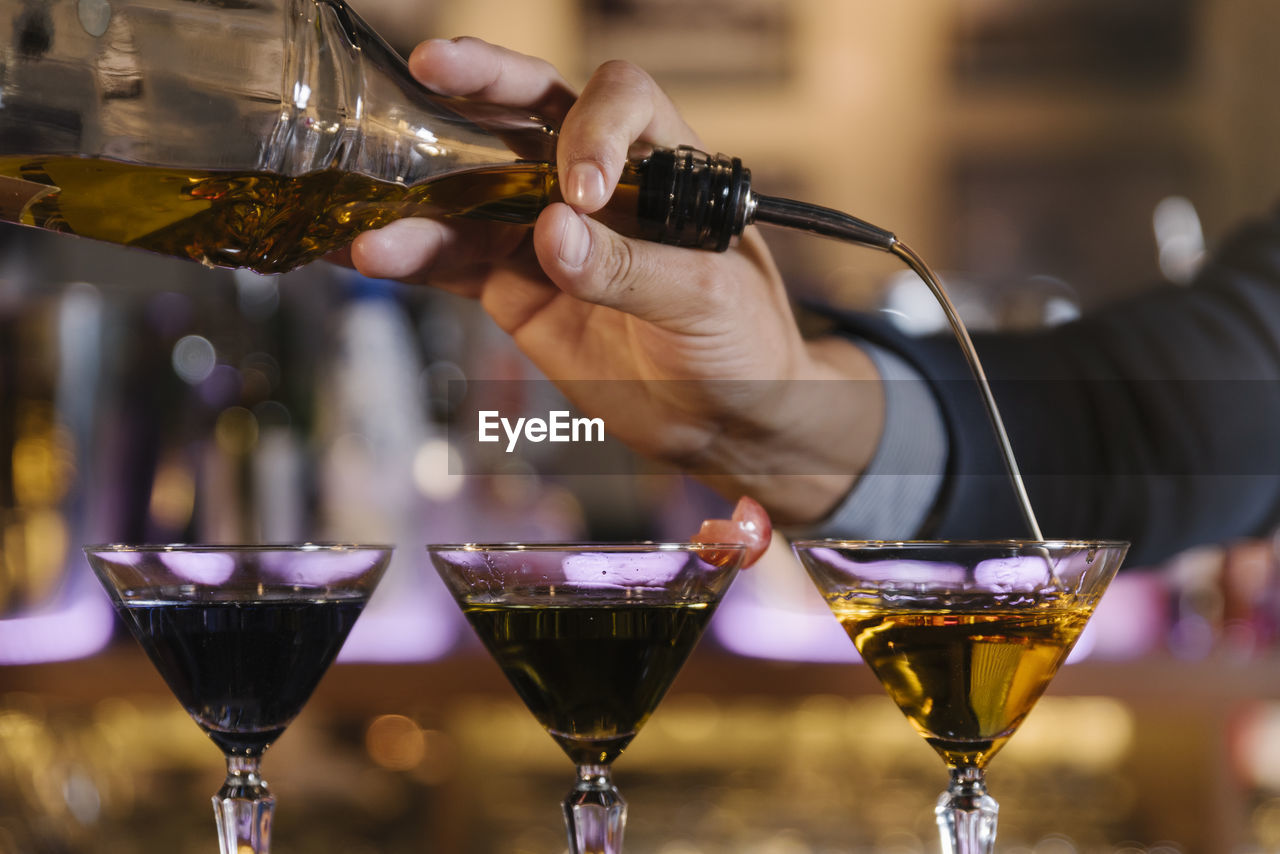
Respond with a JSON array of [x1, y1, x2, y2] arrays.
[[84, 543, 392, 854], [428, 542, 745, 854], [793, 540, 1128, 854]]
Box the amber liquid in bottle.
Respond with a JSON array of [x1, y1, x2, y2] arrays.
[[0, 155, 654, 275]]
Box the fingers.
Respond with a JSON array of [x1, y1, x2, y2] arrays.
[[531, 203, 745, 331], [394, 37, 745, 335], [558, 60, 700, 212], [349, 219, 447, 281], [410, 41, 696, 216], [347, 218, 529, 296], [407, 37, 577, 122]]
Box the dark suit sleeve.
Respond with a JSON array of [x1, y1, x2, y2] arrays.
[[829, 205, 1280, 567]]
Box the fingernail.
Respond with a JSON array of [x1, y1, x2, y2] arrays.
[[565, 162, 607, 210], [558, 213, 591, 268], [413, 38, 451, 58]]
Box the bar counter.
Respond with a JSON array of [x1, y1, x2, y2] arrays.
[[0, 643, 1272, 853]]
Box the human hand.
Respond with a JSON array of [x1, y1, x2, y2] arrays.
[[345, 38, 884, 525]]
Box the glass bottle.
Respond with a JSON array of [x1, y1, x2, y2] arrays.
[[0, 0, 760, 273]]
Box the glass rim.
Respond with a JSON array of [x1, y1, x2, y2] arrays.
[[790, 538, 1130, 550], [425, 541, 747, 552], [82, 542, 396, 553]]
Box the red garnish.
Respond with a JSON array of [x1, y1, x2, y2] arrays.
[[692, 495, 772, 569]]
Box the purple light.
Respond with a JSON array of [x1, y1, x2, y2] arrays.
[[0, 585, 115, 664], [973, 555, 1055, 590], [99, 549, 144, 566], [335, 552, 464, 662], [1067, 572, 1169, 662], [711, 582, 860, 663], [562, 551, 687, 587], [259, 549, 387, 584], [197, 364, 242, 408], [338, 588, 461, 662], [157, 551, 236, 585], [807, 548, 968, 586]]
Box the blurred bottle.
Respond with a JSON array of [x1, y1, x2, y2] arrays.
[[0, 233, 95, 616], [0, 0, 752, 274]]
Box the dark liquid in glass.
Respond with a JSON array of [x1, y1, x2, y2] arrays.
[[463, 600, 713, 765], [118, 593, 367, 755]]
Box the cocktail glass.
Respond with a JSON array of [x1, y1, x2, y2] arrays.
[[428, 542, 745, 854], [84, 543, 392, 854], [793, 539, 1128, 854]]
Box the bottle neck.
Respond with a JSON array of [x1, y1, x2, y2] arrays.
[[267, 0, 557, 181], [273, 2, 756, 251], [630, 146, 754, 252]]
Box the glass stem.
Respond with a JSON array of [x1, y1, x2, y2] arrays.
[[935, 765, 998, 854], [214, 754, 275, 854], [563, 763, 627, 854]]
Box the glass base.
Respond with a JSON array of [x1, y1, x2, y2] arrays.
[[563, 764, 626, 854], [214, 756, 275, 854], [935, 766, 998, 854]]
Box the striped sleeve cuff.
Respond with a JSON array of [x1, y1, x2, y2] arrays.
[[795, 340, 948, 539]]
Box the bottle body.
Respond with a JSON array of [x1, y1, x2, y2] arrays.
[[0, 0, 566, 272], [0, 0, 751, 272]]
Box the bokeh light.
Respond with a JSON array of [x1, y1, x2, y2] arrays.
[[170, 335, 216, 385]]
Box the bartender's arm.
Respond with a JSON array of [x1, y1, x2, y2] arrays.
[[343, 36, 895, 528], [345, 37, 1280, 567]]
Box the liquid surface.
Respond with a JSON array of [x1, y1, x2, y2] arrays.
[[0, 156, 568, 273], [463, 600, 713, 765], [831, 594, 1092, 768], [117, 594, 367, 755]]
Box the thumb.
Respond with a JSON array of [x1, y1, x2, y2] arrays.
[[532, 202, 723, 328]]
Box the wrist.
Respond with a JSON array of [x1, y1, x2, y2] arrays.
[[687, 336, 885, 525]]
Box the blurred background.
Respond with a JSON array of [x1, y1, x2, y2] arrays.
[[3, 0, 1280, 851]]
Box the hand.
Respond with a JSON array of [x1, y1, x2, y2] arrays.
[[344, 38, 885, 525]]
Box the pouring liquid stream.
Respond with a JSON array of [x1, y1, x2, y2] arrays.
[[886, 241, 1062, 590], [750, 194, 1047, 553], [888, 240, 1047, 546]]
